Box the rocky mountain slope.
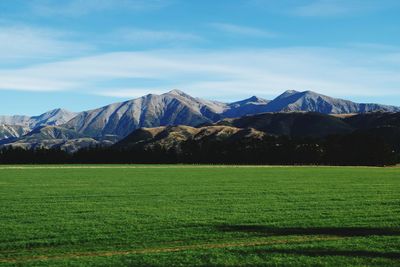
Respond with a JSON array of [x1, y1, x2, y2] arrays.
[[0, 108, 76, 130], [116, 125, 266, 152], [117, 112, 353, 150], [218, 112, 354, 138], [0, 124, 30, 140], [64, 90, 223, 139], [115, 112, 400, 156], [0, 108, 77, 143], [265, 90, 400, 114], [63, 89, 400, 140], [1, 126, 112, 153], [1, 90, 399, 152], [28, 109, 77, 128]]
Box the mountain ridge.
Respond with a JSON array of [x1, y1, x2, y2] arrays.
[[0, 108, 77, 129], [62, 89, 400, 140], [116, 111, 400, 154], [1, 90, 399, 149]]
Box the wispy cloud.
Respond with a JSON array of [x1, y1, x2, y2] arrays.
[[0, 24, 92, 64], [30, 0, 172, 17], [110, 28, 203, 44], [249, 0, 400, 17], [291, 0, 400, 17], [210, 23, 276, 38], [98, 88, 169, 98], [346, 42, 400, 52], [0, 47, 399, 101]]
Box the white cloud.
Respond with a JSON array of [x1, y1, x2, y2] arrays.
[[346, 43, 400, 52], [249, 0, 400, 17], [292, 0, 399, 17], [111, 28, 203, 44], [0, 25, 92, 63], [98, 88, 169, 98], [210, 23, 276, 38], [0, 47, 399, 100], [30, 0, 171, 16]]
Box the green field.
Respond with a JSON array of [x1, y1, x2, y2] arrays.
[[1, 166, 399, 266]]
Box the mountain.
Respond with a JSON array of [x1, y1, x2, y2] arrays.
[[64, 90, 227, 139], [113, 112, 400, 165], [264, 90, 400, 114], [0, 108, 77, 143], [1, 126, 112, 153], [115, 112, 359, 151], [3, 112, 400, 165], [0, 108, 77, 129], [0, 124, 30, 140], [218, 112, 354, 138], [1, 89, 400, 151], [117, 111, 400, 151], [116, 125, 265, 151], [344, 112, 400, 129], [0, 115, 30, 126], [223, 96, 270, 118], [64, 89, 400, 141], [28, 109, 77, 128], [64, 90, 275, 140]]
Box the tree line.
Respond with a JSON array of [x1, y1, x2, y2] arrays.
[[0, 130, 398, 166]]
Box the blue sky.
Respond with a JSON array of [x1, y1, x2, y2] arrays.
[[0, 0, 399, 115]]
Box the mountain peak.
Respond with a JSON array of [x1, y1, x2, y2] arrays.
[[43, 108, 72, 116], [284, 90, 300, 94], [248, 96, 262, 102], [301, 90, 319, 96], [276, 90, 300, 99], [230, 96, 268, 106], [166, 89, 187, 96]]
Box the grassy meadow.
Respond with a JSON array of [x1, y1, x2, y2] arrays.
[[0, 166, 399, 266]]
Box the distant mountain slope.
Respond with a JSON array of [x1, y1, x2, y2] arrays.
[[218, 112, 354, 138], [223, 96, 270, 118], [264, 90, 400, 114], [64, 89, 400, 140], [2, 89, 400, 145], [113, 112, 400, 166], [4, 111, 400, 154], [0, 124, 30, 140], [116, 112, 374, 151], [0, 115, 31, 126], [344, 112, 400, 129], [64, 90, 227, 139], [1, 126, 111, 153], [0, 109, 76, 129], [29, 109, 77, 128], [116, 125, 265, 151], [117, 112, 400, 150]]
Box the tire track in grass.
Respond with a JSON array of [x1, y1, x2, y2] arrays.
[[0, 165, 391, 170], [0, 236, 345, 263]]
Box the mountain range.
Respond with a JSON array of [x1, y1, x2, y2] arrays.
[[1, 89, 399, 152], [112, 112, 400, 159], [116, 112, 398, 146], [0, 109, 76, 138]]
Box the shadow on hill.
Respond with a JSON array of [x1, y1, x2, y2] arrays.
[[217, 225, 400, 237], [240, 248, 400, 260], [217, 225, 400, 260]]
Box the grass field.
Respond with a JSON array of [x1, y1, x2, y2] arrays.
[[0, 166, 399, 266]]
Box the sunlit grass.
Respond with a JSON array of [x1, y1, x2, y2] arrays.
[[0, 166, 399, 266]]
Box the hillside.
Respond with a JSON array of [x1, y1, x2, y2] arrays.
[[218, 112, 354, 138], [264, 90, 400, 114], [0, 109, 76, 129], [63, 90, 400, 140], [116, 125, 265, 151], [1, 126, 112, 153], [1, 90, 400, 151]]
